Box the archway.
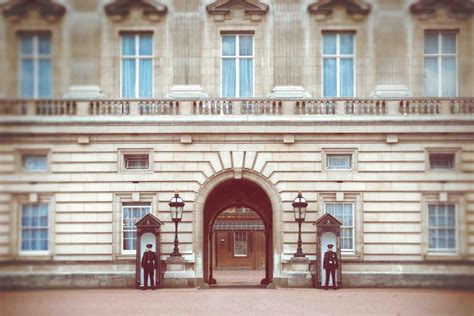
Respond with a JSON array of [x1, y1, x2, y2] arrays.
[[193, 169, 282, 287]]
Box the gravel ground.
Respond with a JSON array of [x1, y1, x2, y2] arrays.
[[1, 288, 473, 316]]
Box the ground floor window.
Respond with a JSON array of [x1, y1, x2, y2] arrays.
[[21, 204, 49, 252], [234, 231, 248, 256], [122, 204, 151, 252], [428, 203, 456, 252], [324, 202, 354, 251]]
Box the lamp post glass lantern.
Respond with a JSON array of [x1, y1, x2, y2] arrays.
[[169, 191, 184, 257], [292, 192, 307, 257]]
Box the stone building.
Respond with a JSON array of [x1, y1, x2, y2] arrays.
[[0, 0, 473, 289]]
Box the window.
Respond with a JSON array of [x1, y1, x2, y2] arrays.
[[429, 153, 455, 170], [322, 32, 355, 97], [325, 203, 354, 251], [122, 205, 151, 252], [221, 34, 253, 97], [233, 231, 248, 256], [19, 33, 52, 98], [21, 204, 49, 252], [124, 154, 149, 170], [424, 32, 457, 97], [121, 33, 153, 98], [428, 204, 456, 252], [326, 154, 352, 170], [22, 154, 48, 172]]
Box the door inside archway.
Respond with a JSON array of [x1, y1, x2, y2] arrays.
[[203, 179, 273, 286]]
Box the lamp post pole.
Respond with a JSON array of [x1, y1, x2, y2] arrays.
[[169, 191, 184, 257], [171, 218, 181, 257], [292, 192, 307, 258]]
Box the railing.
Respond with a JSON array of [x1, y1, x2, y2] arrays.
[[0, 98, 473, 117]]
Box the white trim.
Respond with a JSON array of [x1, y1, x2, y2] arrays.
[[18, 203, 50, 255], [326, 154, 352, 170], [323, 202, 355, 253], [121, 204, 151, 254], [427, 203, 458, 253], [220, 34, 255, 98]]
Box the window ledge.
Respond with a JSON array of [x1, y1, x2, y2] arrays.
[[424, 252, 461, 260]]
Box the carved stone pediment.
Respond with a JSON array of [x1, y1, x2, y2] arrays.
[[206, 0, 269, 22], [2, 0, 66, 22], [410, 0, 474, 20], [308, 0, 371, 21], [104, 0, 167, 22], [314, 213, 342, 227]]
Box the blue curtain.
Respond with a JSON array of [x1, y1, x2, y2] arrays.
[[139, 34, 152, 56], [122, 59, 135, 98], [323, 33, 337, 55], [340, 34, 354, 54], [323, 58, 336, 97], [239, 36, 252, 56], [222, 36, 236, 56], [240, 59, 253, 97], [222, 59, 236, 97], [425, 33, 438, 54]]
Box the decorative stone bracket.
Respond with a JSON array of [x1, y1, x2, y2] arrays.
[[104, 0, 168, 22], [206, 0, 269, 22], [1, 0, 66, 23], [308, 0, 371, 21], [410, 0, 474, 20]]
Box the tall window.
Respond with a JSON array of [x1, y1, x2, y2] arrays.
[[428, 204, 456, 252], [19, 33, 52, 98], [221, 34, 253, 97], [322, 32, 355, 97], [424, 32, 457, 97], [122, 204, 151, 252], [121, 33, 153, 98], [233, 231, 248, 256], [21, 204, 49, 252], [325, 203, 354, 251]]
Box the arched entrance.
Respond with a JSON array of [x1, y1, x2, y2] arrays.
[[204, 178, 273, 285], [193, 169, 281, 287]]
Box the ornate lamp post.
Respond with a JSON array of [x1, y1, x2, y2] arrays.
[[169, 191, 184, 257], [292, 191, 307, 257]]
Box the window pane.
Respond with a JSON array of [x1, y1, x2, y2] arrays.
[[323, 58, 337, 97], [38, 35, 51, 55], [340, 58, 354, 97], [24, 155, 47, 171], [424, 57, 438, 96], [139, 59, 153, 97], [38, 59, 52, 97], [441, 33, 456, 54], [323, 33, 337, 55], [222, 59, 236, 97], [239, 59, 253, 97], [20, 59, 34, 98], [239, 36, 253, 56], [424, 33, 438, 54], [122, 35, 136, 55], [340, 34, 354, 55], [344, 204, 353, 226], [326, 203, 334, 213], [21, 35, 34, 54], [222, 36, 236, 56], [139, 34, 152, 56], [121, 59, 136, 98], [441, 57, 456, 97]]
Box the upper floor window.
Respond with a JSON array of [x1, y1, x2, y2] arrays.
[[124, 154, 149, 170], [121, 33, 153, 98], [23, 154, 48, 172], [326, 154, 352, 170], [21, 204, 49, 253], [424, 32, 457, 97], [322, 32, 355, 97], [429, 153, 455, 170], [325, 203, 354, 251], [221, 34, 253, 97], [428, 203, 456, 252], [122, 204, 151, 253], [19, 33, 52, 98]]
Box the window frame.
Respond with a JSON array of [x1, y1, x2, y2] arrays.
[[323, 202, 355, 253], [423, 31, 458, 97], [121, 203, 151, 255], [19, 203, 50, 256], [18, 32, 52, 98], [425, 148, 460, 172], [427, 203, 458, 253], [220, 33, 255, 98], [428, 153, 455, 170], [326, 154, 352, 170], [322, 148, 358, 172], [118, 149, 153, 173], [233, 231, 248, 257], [321, 31, 356, 98], [119, 32, 154, 99]]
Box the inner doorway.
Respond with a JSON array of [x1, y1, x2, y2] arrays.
[[212, 207, 265, 285], [203, 178, 273, 287]]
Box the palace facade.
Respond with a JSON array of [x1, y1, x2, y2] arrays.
[[0, 0, 473, 289]]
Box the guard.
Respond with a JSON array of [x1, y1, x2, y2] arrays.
[[141, 243, 157, 290], [323, 244, 338, 290]]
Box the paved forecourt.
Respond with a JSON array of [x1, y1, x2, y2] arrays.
[[1, 288, 473, 316]]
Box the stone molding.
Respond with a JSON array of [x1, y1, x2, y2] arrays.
[[308, 0, 371, 21], [104, 0, 167, 22], [1, 0, 66, 22], [410, 0, 474, 20], [206, 0, 269, 22]]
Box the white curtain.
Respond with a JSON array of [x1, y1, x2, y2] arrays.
[[240, 59, 253, 97], [340, 59, 354, 97], [441, 57, 456, 96], [323, 58, 337, 97], [222, 59, 236, 97], [139, 35, 153, 97], [39, 60, 52, 97], [424, 57, 438, 96], [21, 59, 34, 97]]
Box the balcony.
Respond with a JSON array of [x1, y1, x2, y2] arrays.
[[0, 98, 473, 117]]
